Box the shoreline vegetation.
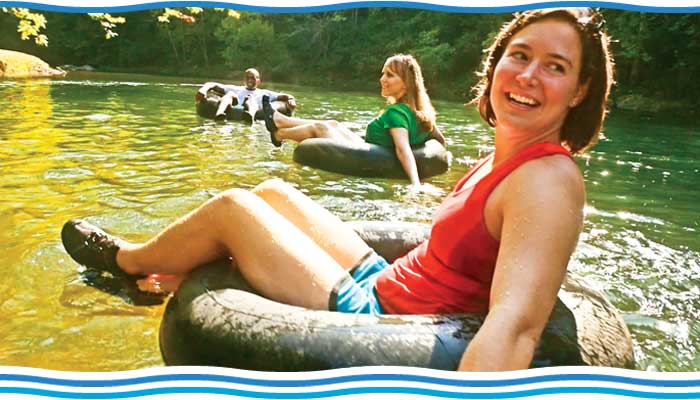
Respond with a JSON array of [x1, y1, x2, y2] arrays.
[[2, 9, 699, 117], [139, 66, 696, 117], [4, 50, 691, 118]]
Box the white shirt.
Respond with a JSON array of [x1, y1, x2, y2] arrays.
[[221, 85, 292, 107]]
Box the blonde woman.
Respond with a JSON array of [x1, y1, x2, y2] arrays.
[[262, 54, 445, 186]]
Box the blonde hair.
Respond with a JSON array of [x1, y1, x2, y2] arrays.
[[383, 54, 436, 133]]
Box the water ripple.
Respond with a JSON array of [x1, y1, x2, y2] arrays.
[[0, 74, 698, 372]]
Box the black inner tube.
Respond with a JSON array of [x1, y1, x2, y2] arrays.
[[159, 221, 635, 370], [196, 90, 292, 121], [292, 138, 450, 179]]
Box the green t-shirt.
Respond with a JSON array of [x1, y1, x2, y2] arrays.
[[365, 103, 430, 148]]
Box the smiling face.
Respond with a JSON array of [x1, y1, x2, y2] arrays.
[[379, 64, 407, 100], [489, 18, 588, 141], [244, 70, 261, 90]]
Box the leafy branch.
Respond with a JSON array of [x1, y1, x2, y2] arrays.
[[3, 7, 48, 46], [2, 7, 239, 47], [88, 13, 126, 39]]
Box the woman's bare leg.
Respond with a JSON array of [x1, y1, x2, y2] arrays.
[[273, 123, 318, 142], [272, 110, 322, 129], [252, 179, 371, 268], [275, 121, 364, 144], [138, 180, 372, 293], [116, 189, 349, 309]]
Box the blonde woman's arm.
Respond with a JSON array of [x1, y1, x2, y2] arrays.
[[389, 127, 421, 186], [430, 125, 446, 147]]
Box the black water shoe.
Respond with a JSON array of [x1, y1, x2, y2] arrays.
[[61, 219, 145, 281], [262, 95, 281, 147], [61, 219, 168, 305]]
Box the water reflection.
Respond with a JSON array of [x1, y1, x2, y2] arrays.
[[0, 73, 698, 371]]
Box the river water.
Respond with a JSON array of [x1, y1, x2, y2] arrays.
[[0, 72, 698, 371]]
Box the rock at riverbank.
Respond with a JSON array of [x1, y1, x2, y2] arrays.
[[0, 49, 66, 78], [59, 64, 96, 72]]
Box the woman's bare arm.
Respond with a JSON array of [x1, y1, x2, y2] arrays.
[[458, 155, 585, 371], [430, 125, 446, 147], [389, 127, 421, 186]]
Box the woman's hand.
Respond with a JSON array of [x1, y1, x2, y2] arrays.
[[137, 274, 184, 294], [458, 155, 585, 371], [430, 126, 447, 147], [407, 182, 443, 196]]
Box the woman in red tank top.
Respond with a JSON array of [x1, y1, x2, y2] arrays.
[[376, 8, 615, 371], [60, 8, 614, 371], [455, 9, 613, 370]]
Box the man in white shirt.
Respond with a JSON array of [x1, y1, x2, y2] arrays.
[[195, 68, 296, 124]]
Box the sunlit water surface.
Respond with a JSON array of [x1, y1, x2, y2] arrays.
[[0, 72, 698, 371]]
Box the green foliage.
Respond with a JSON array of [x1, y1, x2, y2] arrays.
[[3, 7, 48, 46], [88, 13, 126, 39], [149, 8, 233, 69], [410, 29, 455, 86], [2, 8, 700, 108], [157, 7, 203, 23], [214, 14, 287, 75], [605, 11, 700, 99]]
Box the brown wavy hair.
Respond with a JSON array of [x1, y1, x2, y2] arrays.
[[384, 54, 436, 133], [472, 8, 615, 154]]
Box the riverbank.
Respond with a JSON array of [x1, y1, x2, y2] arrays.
[[611, 92, 698, 117], [100, 65, 699, 118]]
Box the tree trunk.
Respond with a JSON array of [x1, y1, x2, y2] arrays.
[[628, 14, 646, 83], [166, 28, 181, 65], [200, 12, 209, 70]]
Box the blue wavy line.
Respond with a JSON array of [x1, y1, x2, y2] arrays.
[[0, 1, 699, 13], [2, 373, 700, 388], [2, 386, 700, 399]]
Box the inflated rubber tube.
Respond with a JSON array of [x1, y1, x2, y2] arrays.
[[292, 138, 450, 179], [159, 221, 635, 370], [196, 91, 292, 121]]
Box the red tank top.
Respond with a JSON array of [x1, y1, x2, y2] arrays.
[[374, 142, 572, 314]]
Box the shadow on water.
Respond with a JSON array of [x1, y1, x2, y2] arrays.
[[0, 73, 698, 371]]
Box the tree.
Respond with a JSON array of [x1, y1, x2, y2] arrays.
[[2, 7, 48, 45], [214, 13, 286, 75]]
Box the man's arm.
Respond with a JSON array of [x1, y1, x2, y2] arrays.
[[195, 82, 227, 101], [458, 156, 584, 371]]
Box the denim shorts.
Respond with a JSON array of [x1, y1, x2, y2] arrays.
[[328, 250, 389, 316]]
